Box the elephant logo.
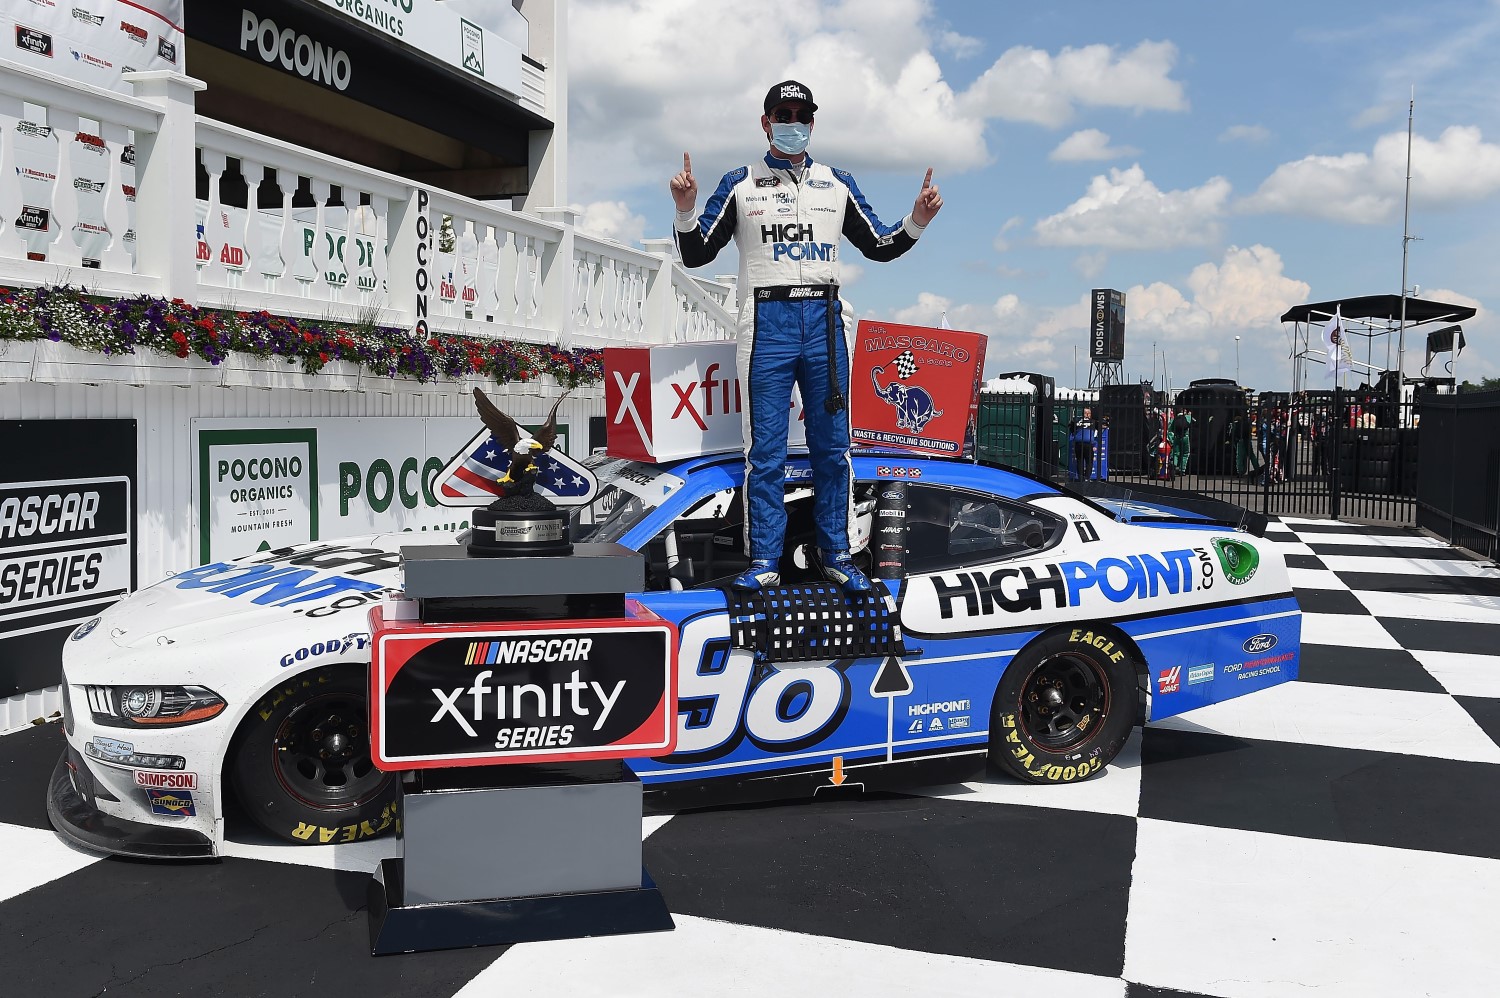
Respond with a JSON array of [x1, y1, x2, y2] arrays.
[[871, 350, 943, 434]]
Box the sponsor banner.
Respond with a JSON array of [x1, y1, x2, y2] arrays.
[[604, 342, 805, 462], [1090, 288, 1127, 362], [370, 611, 677, 769], [1, 2, 183, 93], [302, 0, 522, 97], [0, 420, 136, 697], [193, 417, 574, 564], [850, 320, 987, 457]]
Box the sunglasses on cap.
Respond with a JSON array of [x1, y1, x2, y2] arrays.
[[769, 107, 815, 124]]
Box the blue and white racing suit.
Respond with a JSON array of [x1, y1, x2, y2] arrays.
[[674, 151, 926, 562]]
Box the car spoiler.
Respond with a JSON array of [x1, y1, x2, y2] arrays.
[[1065, 479, 1269, 537]]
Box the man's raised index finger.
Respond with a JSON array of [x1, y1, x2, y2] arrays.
[[684, 152, 693, 175], [921, 167, 933, 189]]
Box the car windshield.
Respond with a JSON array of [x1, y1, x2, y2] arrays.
[[568, 454, 686, 545]]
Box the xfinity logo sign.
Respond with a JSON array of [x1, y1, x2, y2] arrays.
[[240, 9, 351, 91]]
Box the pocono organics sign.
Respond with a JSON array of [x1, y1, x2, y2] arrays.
[[370, 618, 677, 769]]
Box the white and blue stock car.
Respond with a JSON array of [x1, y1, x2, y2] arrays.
[[49, 451, 1300, 857]]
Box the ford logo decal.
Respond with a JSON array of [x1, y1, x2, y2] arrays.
[[880, 490, 904, 501], [1243, 633, 1277, 654], [71, 616, 101, 641]]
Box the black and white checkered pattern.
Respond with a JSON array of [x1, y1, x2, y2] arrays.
[[891, 349, 917, 380], [1, 516, 1495, 996]]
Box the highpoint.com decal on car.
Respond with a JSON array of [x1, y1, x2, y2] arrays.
[[919, 547, 1216, 622]]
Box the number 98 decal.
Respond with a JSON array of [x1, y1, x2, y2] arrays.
[[668, 616, 852, 763]]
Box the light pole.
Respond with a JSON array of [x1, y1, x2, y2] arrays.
[[1234, 336, 1241, 385]]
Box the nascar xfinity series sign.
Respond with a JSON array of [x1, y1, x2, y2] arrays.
[[370, 614, 677, 770], [0, 420, 136, 697]]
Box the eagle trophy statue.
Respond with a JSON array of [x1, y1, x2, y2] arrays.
[[472, 387, 568, 510], [466, 387, 573, 556]]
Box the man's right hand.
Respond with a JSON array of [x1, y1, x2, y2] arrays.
[[670, 152, 697, 212]]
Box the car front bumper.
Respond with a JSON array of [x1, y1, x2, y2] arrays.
[[47, 747, 214, 860]]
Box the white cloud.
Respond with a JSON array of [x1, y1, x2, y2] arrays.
[[958, 40, 1188, 127], [937, 30, 983, 59], [1034, 165, 1231, 249], [572, 200, 648, 246], [1049, 129, 1140, 162], [992, 215, 1024, 252], [569, 4, 1190, 201], [1219, 124, 1270, 144], [1239, 125, 1500, 223], [1073, 251, 1109, 278], [883, 245, 1310, 384]]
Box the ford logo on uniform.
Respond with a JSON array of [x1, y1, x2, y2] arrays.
[[1243, 633, 1277, 654]]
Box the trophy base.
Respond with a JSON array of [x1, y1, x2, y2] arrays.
[[467, 506, 573, 557]]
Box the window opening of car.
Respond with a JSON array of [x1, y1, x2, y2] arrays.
[[568, 455, 686, 545], [902, 485, 1065, 574]]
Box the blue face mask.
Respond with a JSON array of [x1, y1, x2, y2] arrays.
[[770, 122, 811, 156]]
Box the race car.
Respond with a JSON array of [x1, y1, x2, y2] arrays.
[[48, 451, 1300, 857]]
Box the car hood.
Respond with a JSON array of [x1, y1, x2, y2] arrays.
[[97, 535, 410, 652]]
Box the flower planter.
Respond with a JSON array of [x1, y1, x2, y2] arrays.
[[0, 339, 36, 381], [219, 355, 363, 392], [28, 340, 224, 386]]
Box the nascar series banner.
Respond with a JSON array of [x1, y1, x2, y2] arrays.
[[849, 320, 988, 456], [370, 612, 677, 769], [0, 420, 137, 697]]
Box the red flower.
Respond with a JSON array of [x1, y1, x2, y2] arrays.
[[303, 331, 315, 343], [319, 351, 329, 364]]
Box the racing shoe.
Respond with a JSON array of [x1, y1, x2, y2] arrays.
[[820, 550, 873, 594], [732, 559, 781, 591]]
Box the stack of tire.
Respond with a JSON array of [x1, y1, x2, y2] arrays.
[[1341, 427, 1399, 495], [1397, 427, 1420, 497]]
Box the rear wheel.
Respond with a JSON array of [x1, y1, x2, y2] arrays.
[[229, 667, 398, 845], [989, 628, 1137, 784]]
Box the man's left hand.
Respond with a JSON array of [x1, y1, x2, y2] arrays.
[[912, 168, 943, 226]]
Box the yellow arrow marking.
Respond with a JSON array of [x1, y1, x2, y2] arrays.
[[831, 756, 846, 786]]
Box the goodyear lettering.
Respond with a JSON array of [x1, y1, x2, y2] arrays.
[[1067, 628, 1126, 664], [290, 801, 399, 843]]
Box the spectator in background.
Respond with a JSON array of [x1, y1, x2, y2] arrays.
[[1170, 408, 1192, 477]]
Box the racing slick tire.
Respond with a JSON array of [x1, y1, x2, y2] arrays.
[[988, 627, 1137, 784], [229, 666, 399, 845]]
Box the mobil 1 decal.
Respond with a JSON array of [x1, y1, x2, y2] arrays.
[[903, 544, 1222, 633], [1, 420, 136, 697], [373, 622, 675, 768]]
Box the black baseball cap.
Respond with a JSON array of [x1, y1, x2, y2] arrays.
[[764, 80, 818, 114]]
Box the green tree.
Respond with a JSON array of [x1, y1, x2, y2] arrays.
[[438, 214, 456, 254]]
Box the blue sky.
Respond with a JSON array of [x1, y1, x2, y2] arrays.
[[565, 0, 1500, 392]]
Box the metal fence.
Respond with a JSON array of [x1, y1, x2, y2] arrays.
[[977, 389, 1424, 524], [1416, 389, 1500, 557]]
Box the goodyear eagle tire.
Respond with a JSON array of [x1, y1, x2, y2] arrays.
[[230, 667, 399, 845], [988, 627, 1137, 784]]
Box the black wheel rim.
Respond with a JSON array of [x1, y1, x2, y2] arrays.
[[272, 691, 389, 810], [1018, 653, 1109, 751]]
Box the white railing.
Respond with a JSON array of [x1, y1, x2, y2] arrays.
[[0, 57, 734, 350]]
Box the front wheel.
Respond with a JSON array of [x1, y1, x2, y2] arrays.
[[989, 627, 1137, 784], [229, 667, 398, 845]]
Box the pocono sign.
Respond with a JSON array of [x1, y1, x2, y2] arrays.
[[604, 342, 805, 462]]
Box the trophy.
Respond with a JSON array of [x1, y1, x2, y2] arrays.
[[466, 388, 574, 557]]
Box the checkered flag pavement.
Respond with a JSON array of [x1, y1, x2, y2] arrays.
[[892, 350, 917, 379]]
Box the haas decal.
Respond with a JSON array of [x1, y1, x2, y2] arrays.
[[871, 350, 943, 434]]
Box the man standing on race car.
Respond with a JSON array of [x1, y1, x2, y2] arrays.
[[670, 80, 943, 592]]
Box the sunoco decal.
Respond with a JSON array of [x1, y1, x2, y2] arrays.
[[146, 788, 196, 817]]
